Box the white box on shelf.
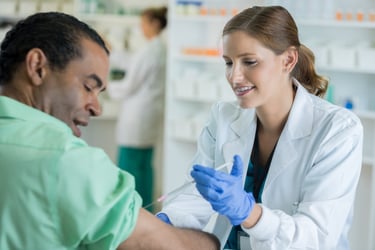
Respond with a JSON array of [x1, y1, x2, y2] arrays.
[[329, 41, 357, 69], [101, 100, 120, 118], [61, 2, 74, 14], [191, 112, 208, 139], [0, 1, 17, 15], [174, 68, 200, 100], [39, 1, 59, 12], [196, 81, 218, 102], [305, 39, 329, 67], [18, 1, 39, 16], [218, 82, 236, 102], [174, 80, 196, 100], [195, 72, 220, 102], [357, 42, 375, 71], [172, 119, 195, 141]]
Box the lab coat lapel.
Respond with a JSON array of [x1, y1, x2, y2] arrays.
[[222, 109, 257, 175], [212, 109, 257, 246], [264, 80, 314, 190]]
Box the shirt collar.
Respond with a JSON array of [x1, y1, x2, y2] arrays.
[[0, 96, 71, 134]]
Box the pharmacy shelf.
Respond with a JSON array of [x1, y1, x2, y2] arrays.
[[362, 156, 374, 166], [173, 54, 222, 63], [356, 110, 375, 120], [0, 14, 23, 22], [298, 19, 375, 29], [318, 66, 375, 75], [173, 15, 375, 29], [78, 13, 139, 25], [172, 14, 232, 23], [173, 95, 215, 103]]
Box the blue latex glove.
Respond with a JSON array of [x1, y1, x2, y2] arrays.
[[190, 155, 255, 225], [156, 212, 172, 225]]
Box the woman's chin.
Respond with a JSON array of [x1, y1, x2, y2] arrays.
[[238, 100, 255, 109]]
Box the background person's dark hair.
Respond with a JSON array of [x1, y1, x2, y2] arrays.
[[0, 12, 110, 85], [142, 6, 168, 32], [223, 5, 328, 97]]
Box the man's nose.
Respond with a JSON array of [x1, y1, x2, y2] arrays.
[[88, 96, 102, 116]]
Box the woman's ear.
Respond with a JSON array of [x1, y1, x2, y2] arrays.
[[25, 48, 48, 86], [282, 46, 298, 73]]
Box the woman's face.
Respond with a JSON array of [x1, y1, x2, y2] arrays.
[[222, 31, 288, 109], [141, 15, 158, 40]]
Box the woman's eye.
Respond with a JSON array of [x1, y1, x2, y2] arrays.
[[225, 61, 233, 66], [245, 60, 257, 66]]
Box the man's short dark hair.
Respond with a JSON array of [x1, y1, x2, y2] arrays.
[[0, 12, 110, 85]]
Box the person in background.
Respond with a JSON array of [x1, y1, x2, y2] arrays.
[[156, 6, 363, 250], [0, 12, 220, 250], [107, 6, 168, 213]]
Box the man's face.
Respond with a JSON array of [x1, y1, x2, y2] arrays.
[[41, 39, 109, 137]]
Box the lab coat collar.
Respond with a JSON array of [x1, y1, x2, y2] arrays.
[[223, 107, 256, 174], [231, 107, 257, 138], [223, 78, 314, 181], [227, 78, 314, 141], [264, 78, 314, 193], [286, 78, 314, 139]]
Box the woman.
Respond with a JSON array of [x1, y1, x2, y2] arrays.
[[107, 6, 167, 213], [157, 6, 363, 249]]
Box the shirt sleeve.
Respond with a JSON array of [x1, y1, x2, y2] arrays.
[[52, 145, 142, 249]]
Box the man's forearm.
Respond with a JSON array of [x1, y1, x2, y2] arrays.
[[175, 228, 220, 250], [117, 209, 220, 250]]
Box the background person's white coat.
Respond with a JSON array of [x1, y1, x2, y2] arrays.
[[108, 35, 166, 147]]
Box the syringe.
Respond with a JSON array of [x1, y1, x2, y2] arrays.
[[143, 161, 233, 209]]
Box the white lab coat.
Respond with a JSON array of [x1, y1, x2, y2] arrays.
[[161, 80, 363, 249], [107, 35, 166, 147]]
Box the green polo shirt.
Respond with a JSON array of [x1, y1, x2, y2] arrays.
[[0, 96, 142, 249]]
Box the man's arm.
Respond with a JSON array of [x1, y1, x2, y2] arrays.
[[117, 208, 220, 250]]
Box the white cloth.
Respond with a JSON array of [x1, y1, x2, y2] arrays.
[[161, 79, 363, 250], [107, 35, 166, 147]]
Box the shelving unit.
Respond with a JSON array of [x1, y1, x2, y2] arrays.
[[163, 0, 375, 249]]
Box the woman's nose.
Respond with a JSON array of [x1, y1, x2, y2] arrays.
[[228, 64, 244, 84]]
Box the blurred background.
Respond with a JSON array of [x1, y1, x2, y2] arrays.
[[1, 1, 375, 248]]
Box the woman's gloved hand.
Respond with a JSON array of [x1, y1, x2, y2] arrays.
[[190, 155, 255, 225], [156, 212, 172, 225]]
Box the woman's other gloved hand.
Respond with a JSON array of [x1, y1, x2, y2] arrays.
[[156, 212, 172, 225], [190, 155, 255, 225]]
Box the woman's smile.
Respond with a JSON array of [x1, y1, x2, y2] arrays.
[[234, 85, 255, 96]]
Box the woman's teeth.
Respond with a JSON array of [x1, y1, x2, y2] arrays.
[[235, 86, 253, 95]]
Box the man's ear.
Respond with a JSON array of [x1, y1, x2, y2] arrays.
[[25, 48, 48, 86], [282, 46, 298, 73]]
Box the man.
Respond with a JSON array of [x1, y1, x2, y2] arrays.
[[0, 12, 220, 250]]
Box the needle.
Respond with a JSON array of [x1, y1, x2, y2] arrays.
[[143, 161, 233, 209]]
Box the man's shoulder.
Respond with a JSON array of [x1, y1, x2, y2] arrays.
[[0, 117, 86, 152]]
